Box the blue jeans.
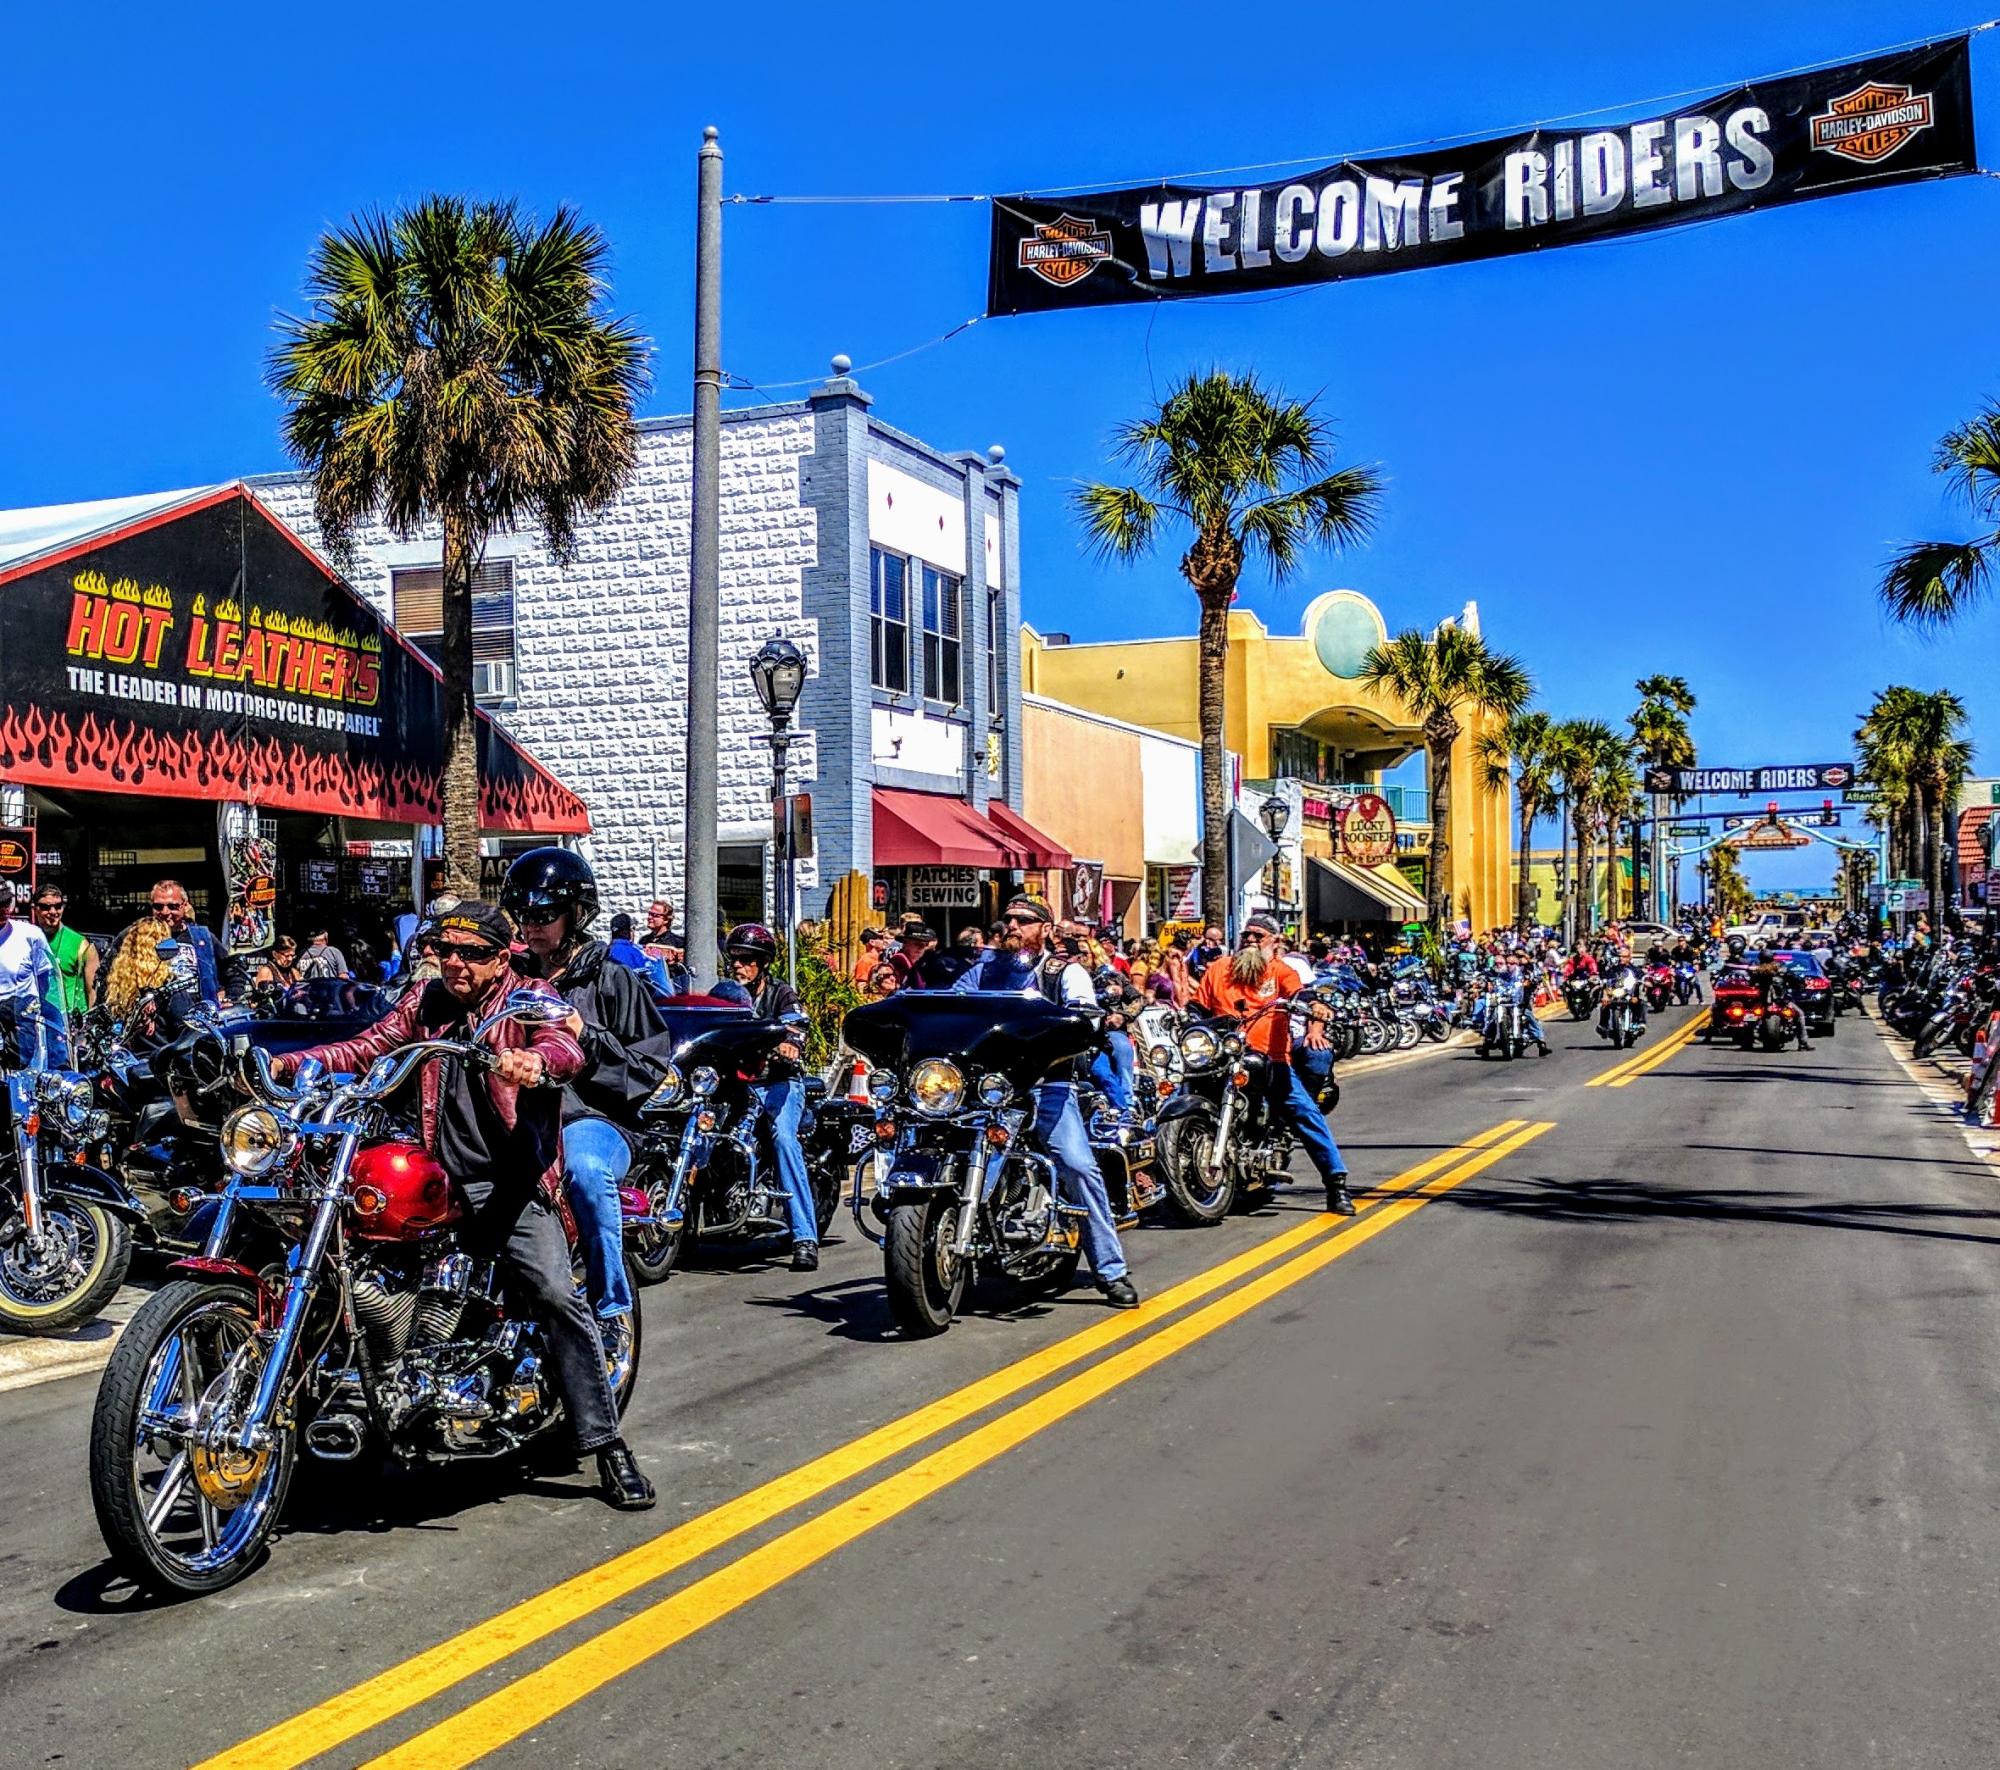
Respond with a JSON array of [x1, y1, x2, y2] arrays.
[[759, 1078, 820, 1246], [1030, 1082, 1128, 1283], [1275, 1063, 1347, 1185], [562, 1115, 635, 1320], [1089, 1030, 1137, 1110]]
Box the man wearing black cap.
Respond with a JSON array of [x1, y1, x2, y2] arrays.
[[274, 901, 654, 1510], [952, 894, 1139, 1308]]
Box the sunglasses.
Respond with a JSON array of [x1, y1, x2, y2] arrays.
[[514, 906, 563, 927], [1001, 913, 1041, 926], [436, 940, 502, 963]]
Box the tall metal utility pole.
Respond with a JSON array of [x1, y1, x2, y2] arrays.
[[683, 125, 723, 990]]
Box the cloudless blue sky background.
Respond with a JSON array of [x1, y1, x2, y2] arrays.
[[4, 0, 1998, 891]]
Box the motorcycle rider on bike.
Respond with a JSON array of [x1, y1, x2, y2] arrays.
[[272, 901, 655, 1510], [501, 849, 666, 1350], [720, 922, 823, 1273], [1191, 914, 1357, 1212], [952, 895, 1140, 1307], [1751, 947, 1813, 1049]]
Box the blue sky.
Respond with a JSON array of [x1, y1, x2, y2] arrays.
[[4, 1, 1996, 892]]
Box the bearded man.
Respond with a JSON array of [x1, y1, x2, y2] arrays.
[[951, 895, 1138, 1308], [1190, 915, 1353, 1214]]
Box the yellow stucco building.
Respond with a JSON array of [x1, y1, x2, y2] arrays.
[[1019, 591, 1515, 933]]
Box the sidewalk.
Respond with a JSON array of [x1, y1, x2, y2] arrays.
[[1871, 1016, 2000, 1172], [0, 1273, 156, 1396]]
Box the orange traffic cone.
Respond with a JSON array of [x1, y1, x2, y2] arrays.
[[846, 1059, 870, 1104]]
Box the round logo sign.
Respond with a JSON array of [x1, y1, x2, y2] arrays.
[[246, 874, 277, 908], [0, 839, 31, 876], [1338, 793, 1396, 867]]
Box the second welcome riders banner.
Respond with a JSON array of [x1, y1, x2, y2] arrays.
[[987, 38, 1976, 315]]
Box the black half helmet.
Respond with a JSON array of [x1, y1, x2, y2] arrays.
[[499, 847, 599, 930]]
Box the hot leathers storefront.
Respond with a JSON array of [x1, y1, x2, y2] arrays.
[[0, 485, 588, 968]]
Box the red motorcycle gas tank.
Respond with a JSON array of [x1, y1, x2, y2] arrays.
[[347, 1140, 462, 1241]]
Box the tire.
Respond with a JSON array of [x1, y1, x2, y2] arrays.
[[1421, 1017, 1448, 1042], [1394, 1017, 1420, 1051], [0, 1197, 132, 1337], [89, 1279, 298, 1596], [625, 1206, 683, 1287], [1357, 1017, 1392, 1057], [884, 1196, 968, 1337], [1158, 1115, 1235, 1227], [606, 1266, 644, 1417], [1914, 1017, 1948, 1060], [812, 1166, 843, 1240]]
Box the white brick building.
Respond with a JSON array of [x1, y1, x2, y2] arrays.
[[250, 361, 1061, 931]]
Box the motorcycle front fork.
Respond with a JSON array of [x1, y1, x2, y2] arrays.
[[1209, 1090, 1239, 1184]]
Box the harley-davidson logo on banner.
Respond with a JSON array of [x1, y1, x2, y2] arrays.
[[987, 39, 1974, 314]]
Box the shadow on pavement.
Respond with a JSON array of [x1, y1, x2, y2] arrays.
[[1440, 1175, 2000, 1247]]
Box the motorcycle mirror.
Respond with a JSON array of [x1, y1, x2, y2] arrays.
[[490, 987, 574, 1029]]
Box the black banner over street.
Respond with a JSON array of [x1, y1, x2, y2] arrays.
[[1644, 764, 1856, 796], [988, 39, 1975, 315]]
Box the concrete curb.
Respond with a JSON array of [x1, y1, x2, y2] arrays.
[[1871, 1018, 2000, 1170], [0, 1279, 152, 1397], [1340, 1028, 1478, 1077]]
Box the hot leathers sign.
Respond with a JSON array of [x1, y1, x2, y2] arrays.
[[988, 39, 1975, 314], [0, 487, 587, 831]]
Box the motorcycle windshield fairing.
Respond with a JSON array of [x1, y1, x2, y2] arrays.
[[844, 993, 1096, 1089]]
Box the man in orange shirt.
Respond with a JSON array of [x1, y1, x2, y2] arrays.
[[1191, 914, 1352, 1214]]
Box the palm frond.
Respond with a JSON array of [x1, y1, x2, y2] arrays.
[[1072, 482, 1165, 561], [1880, 537, 1996, 628]]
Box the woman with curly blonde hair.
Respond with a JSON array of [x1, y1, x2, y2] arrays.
[[103, 917, 175, 1027]]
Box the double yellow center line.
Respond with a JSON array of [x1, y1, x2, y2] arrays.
[[1586, 1010, 1708, 1089], [200, 1117, 1554, 1770]]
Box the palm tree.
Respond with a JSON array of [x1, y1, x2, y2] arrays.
[[1358, 625, 1532, 928], [1707, 838, 1752, 922], [1475, 709, 1559, 933], [1857, 686, 1972, 914], [1550, 719, 1622, 936], [269, 197, 649, 892], [1880, 406, 2000, 625], [1629, 674, 1696, 919], [1076, 370, 1383, 929]]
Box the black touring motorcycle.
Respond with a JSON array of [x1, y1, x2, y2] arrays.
[[842, 991, 1151, 1337], [1155, 986, 1338, 1222], [622, 1003, 870, 1283]]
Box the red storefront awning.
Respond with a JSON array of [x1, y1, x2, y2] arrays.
[[986, 801, 1071, 868], [871, 789, 1075, 870], [873, 788, 1013, 867]]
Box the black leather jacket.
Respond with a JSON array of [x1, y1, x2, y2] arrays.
[[529, 937, 669, 1124]]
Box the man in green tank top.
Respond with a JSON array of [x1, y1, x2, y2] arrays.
[[29, 886, 96, 1018]]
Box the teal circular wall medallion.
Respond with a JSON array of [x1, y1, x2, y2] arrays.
[[1308, 592, 1384, 679]]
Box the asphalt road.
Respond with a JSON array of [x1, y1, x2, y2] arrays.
[[6, 1004, 2000, 1770]]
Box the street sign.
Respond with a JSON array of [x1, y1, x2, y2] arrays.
[[1668, 823, 1705, 837], [1644, 763, 1856, 796]]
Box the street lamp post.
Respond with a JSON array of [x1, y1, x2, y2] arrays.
[[1258, 797, 1290, 928], [749, 637, 808, 978]]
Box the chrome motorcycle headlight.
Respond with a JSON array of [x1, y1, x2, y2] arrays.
[[38, 1072, 94, 1130], [689, 1066, 720, 1098], [975, 1071, 1013, 1109], [645, 1065, 685, 1111], [908, 1058, 967, 1118], [1179, 1026, 1219, 1069], [221, 1103, 295, 1176], [868, 1068, 897, 1102], [1149, 1044, 1175, 1071]]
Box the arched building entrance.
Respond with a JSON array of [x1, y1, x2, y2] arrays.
[[1020, 590, 1514, 933]]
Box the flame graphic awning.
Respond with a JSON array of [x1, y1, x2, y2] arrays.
[[0, 484, 587, 833]]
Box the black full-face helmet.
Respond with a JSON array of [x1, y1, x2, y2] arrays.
[[724, 923, 779, 967], [500, 847, 599, 932]]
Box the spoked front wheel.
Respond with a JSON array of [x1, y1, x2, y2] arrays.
[[0, 1197, 131, 1337], [1157, 1116, 1235, 1226], [884, 1196, 969, 1337], [89, 1279, 297, 1596]]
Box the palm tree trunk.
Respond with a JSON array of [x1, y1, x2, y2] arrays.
[[1927, 784, 1949, 920], [1196, 589, 1231, 932], [1427, 736, 1452, 930], [1515, 794, 1536, 933], [439, 508, 483, 897]]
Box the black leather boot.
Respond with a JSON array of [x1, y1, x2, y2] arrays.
[[598, 1442, 656, 1511], [791, 1240, 819, 1272], [1325, 1180, 1357, 1216]]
